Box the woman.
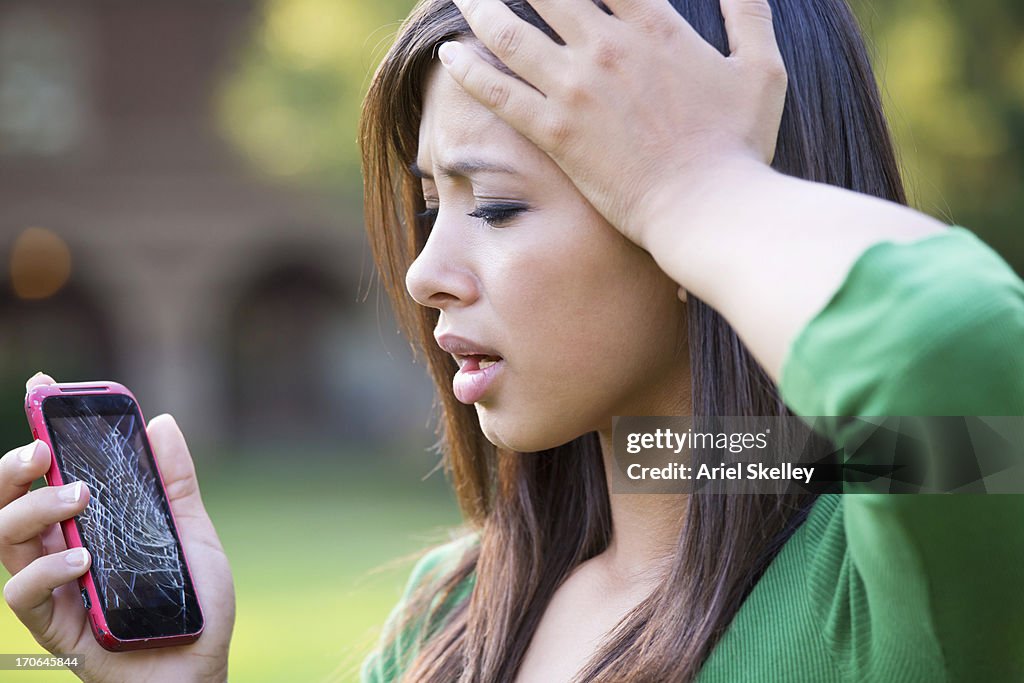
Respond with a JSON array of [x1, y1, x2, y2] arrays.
[[0, 1, 1021, 682], [358, 0, 1024, 681]]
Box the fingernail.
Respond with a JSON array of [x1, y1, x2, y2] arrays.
[[65, 548, 88, 567], [58, 481, 83, 503], [438, 41, 458, 66], [150, 413, 177, 428], [19, 441, 42, 464]]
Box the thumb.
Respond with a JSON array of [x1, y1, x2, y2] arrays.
[[147, 414, 212, 528], [720, 0, 782, 64]]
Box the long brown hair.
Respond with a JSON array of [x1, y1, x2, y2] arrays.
[[358, 0, 906, 680]]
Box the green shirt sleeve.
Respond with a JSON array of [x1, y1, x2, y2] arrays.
[[779, 226, 1024, 681], [360, 534, 477, 683]]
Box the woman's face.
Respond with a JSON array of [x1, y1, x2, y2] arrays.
[[406, 57, 690, 453]]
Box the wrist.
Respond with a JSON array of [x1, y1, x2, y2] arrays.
[[636, 152, 769, 257], [633, 153, 777, 312]]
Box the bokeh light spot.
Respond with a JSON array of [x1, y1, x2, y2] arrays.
[[10, 227, 72, 300]]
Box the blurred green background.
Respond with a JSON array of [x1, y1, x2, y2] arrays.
[[1, 0, 1023, 681]]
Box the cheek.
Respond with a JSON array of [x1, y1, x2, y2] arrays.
[[491, 222, 683, 406]]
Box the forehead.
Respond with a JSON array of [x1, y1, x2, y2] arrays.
[[416, 60, 541, 170]]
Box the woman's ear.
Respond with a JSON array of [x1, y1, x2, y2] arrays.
[[677, 286, 688, 304]]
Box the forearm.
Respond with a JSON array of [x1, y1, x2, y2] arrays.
[[642, 156, 946, 385]]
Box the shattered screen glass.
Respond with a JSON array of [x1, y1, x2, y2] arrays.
[[44, 394, 202, 639]]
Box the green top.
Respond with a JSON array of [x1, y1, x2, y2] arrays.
[[361, 225, 1024, 682]]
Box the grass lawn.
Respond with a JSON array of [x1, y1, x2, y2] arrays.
[[0, 444, 464, 682]]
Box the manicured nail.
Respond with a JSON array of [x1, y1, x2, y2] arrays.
[[58, 481, 83, 503], [65, 548, 88, 567], [438, 41, 458, 66]]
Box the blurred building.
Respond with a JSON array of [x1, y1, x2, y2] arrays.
[[0, 1, 433, 451]]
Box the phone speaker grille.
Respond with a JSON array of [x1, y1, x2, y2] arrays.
[[59, 386, 110, 393]]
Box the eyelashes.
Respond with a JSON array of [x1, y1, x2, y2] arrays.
[[415, 207, 438, 224], [416, 203, 529, 229], [467, 204, 528, 227]]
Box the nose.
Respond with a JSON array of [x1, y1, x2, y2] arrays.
[[405, 209, 480, 309]]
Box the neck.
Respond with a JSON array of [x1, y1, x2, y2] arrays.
[[590, 342, 692, 587], [596, 428, 689, 587]]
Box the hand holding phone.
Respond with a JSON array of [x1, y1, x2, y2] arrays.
[[1, 374, 235, 680]]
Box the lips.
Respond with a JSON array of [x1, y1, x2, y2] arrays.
[[435, 333, 505, 404], [434, 333, 503, 359]]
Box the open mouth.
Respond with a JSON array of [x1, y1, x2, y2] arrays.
[[457, 354, 503, 372], [452, 354, 505, 404]]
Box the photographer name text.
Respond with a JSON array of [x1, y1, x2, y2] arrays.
[[626, 462, 815, 484]]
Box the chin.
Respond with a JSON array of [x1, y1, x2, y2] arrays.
[[476, 405, 585, 453]]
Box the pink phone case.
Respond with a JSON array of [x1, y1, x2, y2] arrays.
[[24, 381, 205, 651]]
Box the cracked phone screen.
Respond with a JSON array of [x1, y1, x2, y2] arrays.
[[43, 394, 202, 640]]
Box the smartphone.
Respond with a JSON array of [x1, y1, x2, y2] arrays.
[[24, 381, 204, 651]]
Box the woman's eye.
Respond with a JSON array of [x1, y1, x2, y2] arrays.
[[467, 204, 528, 227], [414, 204, 528, 232], [416, 207, 439, 222], [416, 207, 439, 232]]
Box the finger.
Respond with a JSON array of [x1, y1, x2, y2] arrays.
[[453, 0, 605, 46], [40, 521, 67, 556], [147, 415, 216, 524], [25, 372, 56, 392], [3, 547, 90, 643], [449, 0, 566, 92], [600, 0, 677, 24], [0, 440, 51, 509], [148, 415, 201, 504], [147, 415, 233, 597], [438, 41, 550, 145], [603, 1, 711, 62], [720, 0, 783, 65], [0, 482, 90, 575]]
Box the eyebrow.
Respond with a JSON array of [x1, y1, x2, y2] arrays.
[[409, 158, 518, 180]]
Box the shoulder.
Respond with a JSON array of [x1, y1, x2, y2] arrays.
[[360, 532, 479, 683]]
